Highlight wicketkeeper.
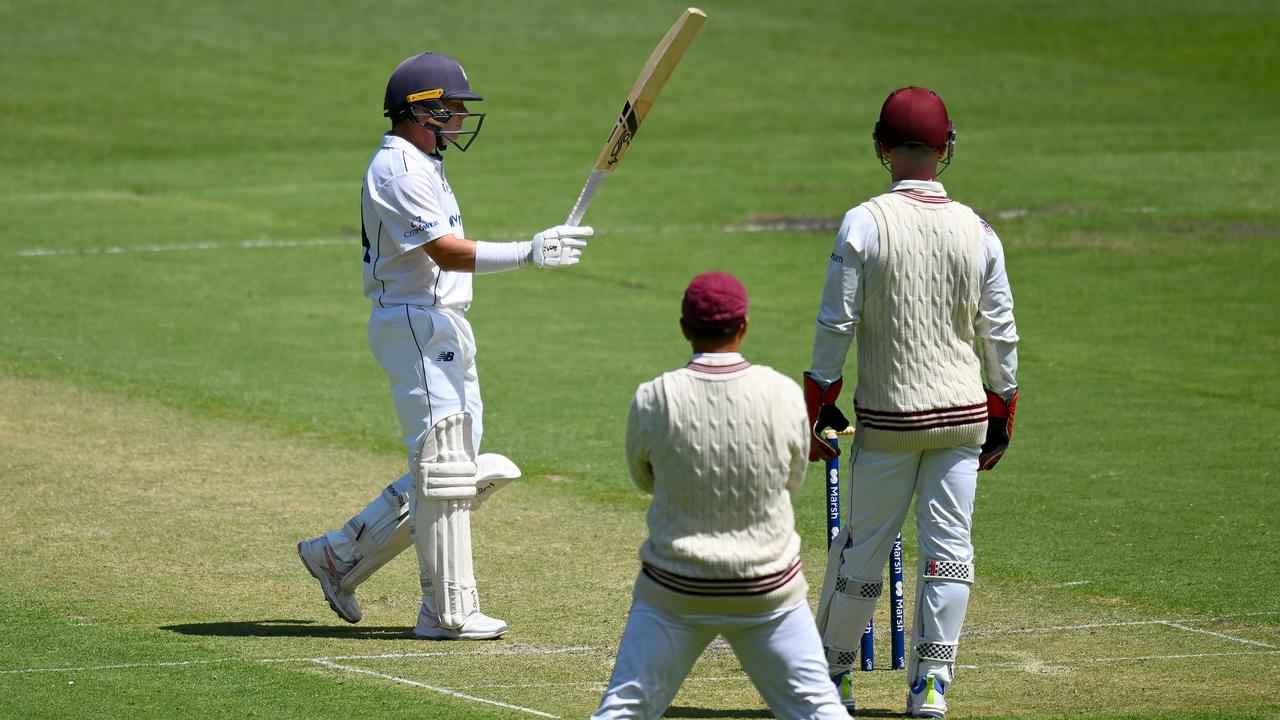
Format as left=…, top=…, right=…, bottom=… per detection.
left=592, top=272, right=847, bottom=720
left=806, top=87, right=1020, bottom=718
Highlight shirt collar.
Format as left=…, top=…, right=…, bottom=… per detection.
left=382, top=132, right=441, bottom=162
left=888, top=179, right=947, bottom=197
left=688, top=351, right=745, bottom=366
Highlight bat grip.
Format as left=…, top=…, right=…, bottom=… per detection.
left=565, top=168, right=610, bottom=227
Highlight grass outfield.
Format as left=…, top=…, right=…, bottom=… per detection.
left=2, top=1, right=1278, bottom=718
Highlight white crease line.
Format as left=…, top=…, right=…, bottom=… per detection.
left=1, top=645, right=604, bottom=675
left=960, top=649, right=1280, bottom=670
left=968, top=613, right=1280, bottom=638
left=7, top=613, right=1280, bottom=675
left=6, top=221, right=790, bottom=259
left=260, top=645, right=604, bottom=664
left=0, top=658, right=232, bottom=675
left=11, top=238, right=348, bottom=257
left=455, top=675, right=747, bottom=691
left=5, top=204, right=1188, bottom=259
left=967, top=619, right=1173, bottom=636
left=1161, top=621, right=1278, bottom=649
left=313, top=659, right=558, bottom=718
left=1081, top=649, right=1280, bottom=662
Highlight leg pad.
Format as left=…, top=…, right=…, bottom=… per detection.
left=412, top=412, right=481, bottom=630
left=913, top=641, right=958, bottom=664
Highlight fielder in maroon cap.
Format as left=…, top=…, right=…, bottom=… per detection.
left=591, top=272, right=848, bottom=719
left=803, top=87, right=1022, bottom=718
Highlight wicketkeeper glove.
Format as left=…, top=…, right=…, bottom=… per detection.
left=804, top=372, right=850, bottom=462
left=527, top=225, right=592, bottom=268
left=979, top=387, right=1018, bottom=471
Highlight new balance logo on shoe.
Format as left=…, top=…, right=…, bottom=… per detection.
left=436, top=351, right=455, bottom=362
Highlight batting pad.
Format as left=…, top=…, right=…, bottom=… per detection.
left=472, top=453, right=521, bottom=508
left=816, top=524, right=882, bottom=673
left=411, top=412, right=481, bottom=630
left=908, top=557, right=974, bottom=684
left=340, top=474, right=414, bottom=592
left=336, top=452, right=518, bottom=593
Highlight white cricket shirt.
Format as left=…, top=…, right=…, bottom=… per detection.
left=360, top=133, right=470, bottom=308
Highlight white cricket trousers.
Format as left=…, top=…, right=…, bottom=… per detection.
left=836, top=443, right=979, bottom=684
left=591, top=600, right=848, bottom=720
left=322, top=304, right=485, bottom=569
left=841, top=444, right=978, bottom=579
left=368, top=303, right=483, bottom=458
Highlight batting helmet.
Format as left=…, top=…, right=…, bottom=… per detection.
left=384, top=53, right=485, bottom=152
left=872, top=86, right=956, bottom=172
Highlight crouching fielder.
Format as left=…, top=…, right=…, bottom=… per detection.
left=592, top=272, right=846, bottom=720
left=805, top=87, right=1019, bottom=718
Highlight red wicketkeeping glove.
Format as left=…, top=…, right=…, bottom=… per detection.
left=804, top=372, right=850, bottom=462
left=979, top=387, right=1018, bottom=471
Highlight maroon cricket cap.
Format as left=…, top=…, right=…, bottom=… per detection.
left=874, top=86, right=952, bottom=149
left=682, top=271, right=749, bottom=329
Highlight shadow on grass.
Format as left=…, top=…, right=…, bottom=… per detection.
left=161, top=619, right=412, bottom=639
left=663, top=706, right=902, bottom=718
left=663, top=709, right=773, bottom=719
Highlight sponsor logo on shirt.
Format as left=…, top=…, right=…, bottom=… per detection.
left=448, top=213, right=462, bottom=228
left=436, top=351, right=455, bottom=362
left=830, top=252, right=844, bottom=264
left=404, top=215, right=439, bottom=238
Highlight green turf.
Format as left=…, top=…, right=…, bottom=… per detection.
left=2, top=0, right=1278, bottom=717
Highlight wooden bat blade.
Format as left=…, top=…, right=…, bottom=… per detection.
left=565, top=8, right=706, bottom=226
left=592, top=7, right=707, bottom=172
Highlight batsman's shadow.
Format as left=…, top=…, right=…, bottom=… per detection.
left=161, top=619, right=412, bottom=640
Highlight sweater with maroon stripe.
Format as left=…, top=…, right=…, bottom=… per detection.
left=625, top=353, right=810, bottom=615
left=854, top=190, right=988, bottom=451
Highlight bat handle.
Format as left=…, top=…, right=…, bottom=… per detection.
left=565, top=167, right=610, bottom=227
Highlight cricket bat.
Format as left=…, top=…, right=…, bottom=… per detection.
left=564, top=7, right=707, bottom=226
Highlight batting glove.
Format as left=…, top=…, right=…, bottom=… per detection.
left=804, top=372, right=850, bottom=462
left=979, top=387, right=1018, bottom=471
left=527, top=225, right=592, bottom=268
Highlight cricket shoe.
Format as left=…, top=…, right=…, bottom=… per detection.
left=906, top=672, right=947, bottom=718
left=297, top=536, right=362, bottom=624
left=412, top=598, right=508, bottom=640
left=832, top=671, right=855, bottom=715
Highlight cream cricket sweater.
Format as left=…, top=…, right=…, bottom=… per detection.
left=625, top=353, right=810, bottom=616
left=855, top=189, right=988, bottom=451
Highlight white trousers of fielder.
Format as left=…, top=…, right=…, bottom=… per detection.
left=591, top=600, right=848, bottom=720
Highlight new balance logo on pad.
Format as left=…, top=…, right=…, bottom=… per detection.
left=436, top=351, right=455, bottom=362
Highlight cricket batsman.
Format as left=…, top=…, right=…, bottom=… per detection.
left=805, top=87, right=1020, bottom=717
left=297, top=52, right=593, bottom=639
